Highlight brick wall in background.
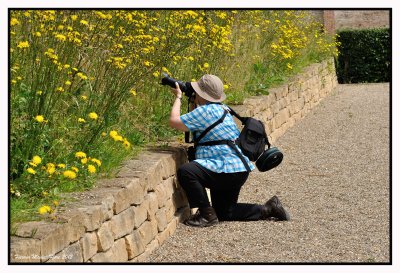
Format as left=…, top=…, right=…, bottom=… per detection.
left=334, top=10, right=390, bottom=30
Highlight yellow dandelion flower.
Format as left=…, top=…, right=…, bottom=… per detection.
left=90, top=158, right=102, bottom=167
left=36, top=90, right=43, bottom=95
left=78, top=118, right=85, bottom=123
left=56, top=87, right=64, bottom=92
left=123, top=140, right=131, bottom=149
left=75, top=151, right=87, bottom=158
left=32, top=155, right=42, bottom=165
left=27, top=168, right=36, bottom=175
left=80, top=95, right=88, bottom=101
left=76, top=72, right=88, bottom=80
left=55, top=34, right=66, bottom=42
left=153, top=71, right=160, bottom=78
left=162, top=67, right=171, bottom=74
left=71, top=15, right=78, bottom=21
left=129, top=89, right=137, bottom=96
left=81, top=158, right=88, bottom=164
left=223, top=84, right=229, bottom=89
left=46, top=163, right=56, bottom=175
left=57, top=163, right=66, bottom=169
left=63, top=170, right=77, bottom=179
left=109, top=130, right=118, bottom=138
left=34, top=32, right=41, bottom=37
left=34, top=115, right=45, bottom=123
left=88, top=112, right=98, bottom=120
left=80, top=20, right=89, bottom=25
left=17, top=41, right=29, bottom=49
left=38, top=205, right=52, bottom=215
left=203, top=63, right=209, bottom=68
left=65, top=80, right=72, bottom=85
left=53, top=200, right=59, bottom=207
left=10, top=18, right=20, bottom=26
left=71, top=166, right=79, bottom=173
left=88, top=164, right=96, bottom=174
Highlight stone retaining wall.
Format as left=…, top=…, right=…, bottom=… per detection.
left=10, top=58, right=337, bottom=263
left=232, top=58, right=338, bottom=143
left=10, top=149, right=190, bottom=263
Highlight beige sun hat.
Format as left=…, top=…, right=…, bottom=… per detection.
left=190, top=74, right=226, bottom=102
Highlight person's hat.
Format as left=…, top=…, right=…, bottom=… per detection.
left=190, top=74, right=226, bottom=102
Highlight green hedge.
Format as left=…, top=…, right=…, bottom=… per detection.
left=336, top=28, right=390, bottom=83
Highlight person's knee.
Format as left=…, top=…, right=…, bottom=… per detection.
left=177, top=163, right=195, bottom=188
left=177, top=163, right=188, bottom=179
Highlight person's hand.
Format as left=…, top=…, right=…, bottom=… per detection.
left=171, top=82, right=183, bottom=99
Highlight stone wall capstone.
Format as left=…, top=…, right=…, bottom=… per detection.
left=10, top=58, right=338, bottom=263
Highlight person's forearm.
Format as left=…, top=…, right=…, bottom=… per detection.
left=170, top=97, right=188, bottom=131
left=170, top=97, right=182, bottom=121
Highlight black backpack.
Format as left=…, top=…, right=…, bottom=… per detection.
left=235, top=116, right=267, bottom=161
left=228, top=106, right=283, bottom=171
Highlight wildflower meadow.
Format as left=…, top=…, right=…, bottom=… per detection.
left=10, top=10, right=338, bottom=222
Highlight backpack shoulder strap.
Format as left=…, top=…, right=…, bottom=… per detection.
left=193, top=110, right=228, bottom=145
left=226, top=106, right=247, bottom=124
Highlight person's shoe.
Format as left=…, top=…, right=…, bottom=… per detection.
left=184, top=207, right=219, bottom=227
left=261, top=195, right=290, bottom=221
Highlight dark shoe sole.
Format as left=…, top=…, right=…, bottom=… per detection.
left=184, top=218, right=219, bottom=227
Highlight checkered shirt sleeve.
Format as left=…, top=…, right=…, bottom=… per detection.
left=180, top=104, right=255, bottom=173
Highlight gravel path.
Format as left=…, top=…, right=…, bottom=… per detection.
left=149, top=83, right=390, bottom=263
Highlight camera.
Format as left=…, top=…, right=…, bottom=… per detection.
left=161, top=73, right=195, bottom=98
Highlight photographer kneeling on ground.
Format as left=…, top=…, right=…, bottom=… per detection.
left=169, top=74, right=290, bottom=227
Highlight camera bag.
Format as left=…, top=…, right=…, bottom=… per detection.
left=227, top=106, right=283, bottom=172
left=192, top=104, right=283, bottom=172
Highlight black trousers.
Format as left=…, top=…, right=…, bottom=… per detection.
left=177, top=161, right=264, bottom=221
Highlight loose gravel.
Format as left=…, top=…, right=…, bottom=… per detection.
left=149, top=83, right=390, bottom=263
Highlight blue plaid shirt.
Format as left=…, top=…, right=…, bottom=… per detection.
left=180, top=103, right=255, bottom=173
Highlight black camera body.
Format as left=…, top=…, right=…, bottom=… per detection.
left=161, top=73, right=195, bottom=98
